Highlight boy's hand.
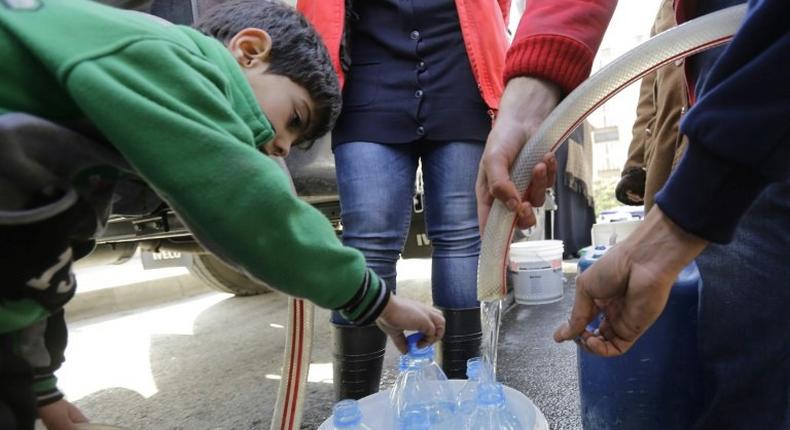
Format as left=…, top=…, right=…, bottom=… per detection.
left=376, top=295, right=445, bottom=354
left=38, top=399, right=89, bottom=430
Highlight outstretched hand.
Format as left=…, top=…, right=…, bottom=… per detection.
left=553, top=207, right=707, bottom=356
left=376, top=294, right=445, bottom=354
left=476, top=77, right=561, bottom=232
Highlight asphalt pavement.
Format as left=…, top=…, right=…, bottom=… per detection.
left=60, top=257, right=582, bottom=429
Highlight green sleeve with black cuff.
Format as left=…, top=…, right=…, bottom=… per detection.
left=336, top=269, right=391, bottom=326
left=0, top=0, right=388, bottom=324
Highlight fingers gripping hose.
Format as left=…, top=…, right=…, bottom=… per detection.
left=477, top=5, right=747, bottom=301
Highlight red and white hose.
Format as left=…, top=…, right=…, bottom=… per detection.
left=477, top=5, right=747, bottom=301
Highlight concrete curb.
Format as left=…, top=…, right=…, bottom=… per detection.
left=65, top=275, right=214, bottom=322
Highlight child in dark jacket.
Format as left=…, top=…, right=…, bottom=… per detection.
left=0, top=1, right=443, bottom=428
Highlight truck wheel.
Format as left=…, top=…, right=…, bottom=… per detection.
left=189, top=254, right=272, bottom=296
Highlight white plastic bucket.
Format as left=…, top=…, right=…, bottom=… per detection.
left=508, top=240, right=564, bottom=305
left=318, top=380, right=548, bottom=430
left=591, top=219, right=642, bottom=247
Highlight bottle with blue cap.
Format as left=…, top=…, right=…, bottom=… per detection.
left=389, top=333, right=457, bottom=429
left=455, top=357, right=483, bottom=425
left=466, top=383, right=523, bottom=430
left=332, top=399, right=371, bottom=430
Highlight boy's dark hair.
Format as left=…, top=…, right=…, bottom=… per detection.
left=196, top=0, right=341, bottom=145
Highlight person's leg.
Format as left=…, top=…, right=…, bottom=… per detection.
left=553, top=128, right=596, bottom=257
left=694, top=183, right=790, bottom=430
left=420, top=141, right=483, bottom=378
left=330, top=141, right=416, bottom=400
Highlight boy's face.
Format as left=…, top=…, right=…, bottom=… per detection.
left=229, top=29, right=315, bottom=157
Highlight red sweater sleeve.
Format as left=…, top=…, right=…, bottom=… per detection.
left=505, top=0, right=618, bottom=94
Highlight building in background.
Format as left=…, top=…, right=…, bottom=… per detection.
left=587, top=1, right=661, bottom=181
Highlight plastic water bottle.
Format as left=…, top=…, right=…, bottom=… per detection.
left=398, top=407, right=431, bottom=430
left=456, top=357, right=482, bottom=425
left=398, top=353, right=409, bottom=372
left=332, top=399, right=371, bottom=430
left=390, top=333, right=457, bottom=429
left=467, top=383, right=523, bottom=430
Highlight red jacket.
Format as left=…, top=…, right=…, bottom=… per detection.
left=505, top=0, right=618, bottom=95
left=297, top=0, right=511, bottom=110
left=506, top=0, right=709, bottom=100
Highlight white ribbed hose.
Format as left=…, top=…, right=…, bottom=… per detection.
left=477, top=5, right=747, bottom=301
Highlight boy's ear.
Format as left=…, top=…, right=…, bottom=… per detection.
left=228, top=28, right=273, bottom=69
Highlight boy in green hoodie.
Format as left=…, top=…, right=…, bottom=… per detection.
left=0, top=0, right=444, bottom=428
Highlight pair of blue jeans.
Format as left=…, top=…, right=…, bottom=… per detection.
left=331, top=141, right=483, bottom=324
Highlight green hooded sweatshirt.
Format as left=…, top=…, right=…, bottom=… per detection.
left=0, top=0, right=387, bottom=331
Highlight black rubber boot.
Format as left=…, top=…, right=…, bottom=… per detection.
left=439, top=308, right=483, bottom=379
left=332, top=324, right=387, bottom=401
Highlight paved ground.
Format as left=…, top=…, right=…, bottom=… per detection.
left=59, top=257, right=582, bottom=429
left=497, top=270, right=581, bottom=429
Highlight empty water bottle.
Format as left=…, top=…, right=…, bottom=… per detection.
left=332, top=399, right=371, bottom=430
left=398, top=353, right=409, bottom=372
left=467, top=383, right=523, bottom=430
left=390, top=333, right=457, bottom=429
left=456, top=357, right=482, bottom=425
left=398, top=407, right=431, bottom=430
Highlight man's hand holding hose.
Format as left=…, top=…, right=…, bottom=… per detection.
left=476, top=77, right=561, bottom=233
left=478, top=77, right=710, bottom=358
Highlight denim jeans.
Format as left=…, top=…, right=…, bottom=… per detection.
left=331, top=141, right=483, bottom=324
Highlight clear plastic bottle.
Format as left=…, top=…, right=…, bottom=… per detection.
left=332, top=399, right=372, bottom=430
left=398, top=353, right=409, bottom=372
left=390, top=333, right=457, bottom=429
left=456, top=357, right=482, bottom=426
left=398, top=407, right=431, bottom=430
left=466, top=383, right=523, bottom=430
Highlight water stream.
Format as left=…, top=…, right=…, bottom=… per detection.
left=480, top=298, right=503, bottom=381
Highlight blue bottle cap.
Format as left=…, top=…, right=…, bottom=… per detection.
left=406, top=332, right=434, bottom=359
left=333, top=399, right=363, bottom=427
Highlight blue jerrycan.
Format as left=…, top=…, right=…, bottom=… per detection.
left=577, top=246, right=703, bottom=429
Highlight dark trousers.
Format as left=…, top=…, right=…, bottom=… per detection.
left=695, top=183, right=790, bottom=429
left=690, top=1, right=789, bottom=428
